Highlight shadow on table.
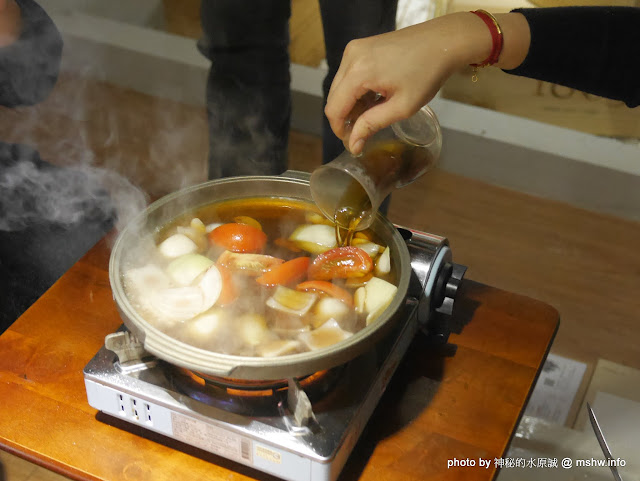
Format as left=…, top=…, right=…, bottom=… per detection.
left=340, top=291, right=481, bottom=480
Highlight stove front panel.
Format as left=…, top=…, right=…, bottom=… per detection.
left=85, top=377, right=321, bottom=481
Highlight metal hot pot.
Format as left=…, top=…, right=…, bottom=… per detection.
left=109, top=171, right=465, bottom=380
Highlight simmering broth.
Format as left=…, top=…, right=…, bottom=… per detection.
left=123, top=197, right=398, bottom=357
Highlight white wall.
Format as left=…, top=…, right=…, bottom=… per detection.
left=39, top=0, right=166, bottom=29
left=46, top=6, right=640, bottom=222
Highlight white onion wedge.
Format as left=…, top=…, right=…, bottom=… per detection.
left=354, top=287, right=366, bottom=314
left=271, top=315, right=313, bottom=337
left=124, top=264, right=171, bottom=294
left=289, top=224, right=337, bottom=254
left=176, top=225, right=208, bottom=252
left=158, top=233, right=198, bottom=258
left=237, top=314, right=269, bottom=346
left=198, top=264, right=223, bottom=309
left=151, top=286, right=208, bottom=321
left=364, top=277, right=397, bottom=325
left=190, top=218, right=207, bottom=233
left=166, top=254, right=214, bottom=286
left=313, top=297, right=350, bottom=327
left=272, top=324, right=311, bottom=338
left=374, top=246, right=391, bottom=276
left=187, top=309, right=225, bottom=337
left=298, top=319, right=352, bottom=351
left=267, top=286, right=317, bottom=316
left=351, top=238, right=382, bottom=258
left=257, top=339, right=302, bottom=357
left=149, top=264, right=222, bottom=322
left=124, top=265, right=173, bottom=322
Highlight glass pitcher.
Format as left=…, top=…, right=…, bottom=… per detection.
left=310, top=102, right=442, bottom=232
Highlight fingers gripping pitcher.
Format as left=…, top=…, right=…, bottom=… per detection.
left=310, top=100, right=442, bottom=245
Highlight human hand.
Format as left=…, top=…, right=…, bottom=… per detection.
left=325, top=12, right=529, bottom=155
left=0, top=0, right=21, bottom=47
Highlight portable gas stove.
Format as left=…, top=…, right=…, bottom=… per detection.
left=84, top=228, right=466, bottom=481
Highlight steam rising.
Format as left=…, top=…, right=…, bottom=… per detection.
left=0, top=155, right=146, bottom=232
left=0, top=66, right=208, bottom=237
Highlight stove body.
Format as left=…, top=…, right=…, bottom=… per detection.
left=84, top=228, right=465, bottom=481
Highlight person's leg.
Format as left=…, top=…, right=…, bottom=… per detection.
left=199, top=0, right=292, bottom=179
left=318, top=0, right=397, bottom=214
left=318, top=0, right=398, bottom=165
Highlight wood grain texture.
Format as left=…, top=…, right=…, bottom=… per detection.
left=384, top=170, right=640, bottom=370
left=0, top=232, right=558, bottom=481
left=1, top=66, right=638, bottom=385
left=287, top=129, right=640, bottom=374
left=1, top=63, right=637, bottom=481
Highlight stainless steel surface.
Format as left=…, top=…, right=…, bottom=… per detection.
left=84, top=295, right=421, bottom=464
left=587, top=402, right=624, bottom=481
left=109, top=171, right=442, bottom=380
left=105, top=331, right=149, bottom=365
left=287, top=378, right=317, bottom=427
left=92, top=216, right=467, bottom=481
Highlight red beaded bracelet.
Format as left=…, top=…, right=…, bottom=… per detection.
left=469, top=10, right=503, bottom=82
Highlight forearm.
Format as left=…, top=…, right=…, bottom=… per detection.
left=505, top=7, right=640, bottom=107
left=434, top=11, right=530, bottom=71
left=325, top=11, right=533, bottom=152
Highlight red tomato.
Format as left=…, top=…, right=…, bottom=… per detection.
left=217, top=251, right=284, bottom=277
left=308, top=246, right=373, bottom=281
left=215, top=263, right=237, bottom=306
left=296, top=280, right=354, bottom=308
left=208, top=223, right=267, bottom=253
left=256, top=257, right=310, bottom=287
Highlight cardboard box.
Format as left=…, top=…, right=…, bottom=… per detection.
left=573, top=359, right=640, bottom=430
left=440, top=1, right=640, bottom=138
left=523, top=353, right=588, bottom=427
left=499, top=359, right=640, bottom=481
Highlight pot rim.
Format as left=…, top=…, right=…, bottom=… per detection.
left=109, top=172, right=411, bottom=379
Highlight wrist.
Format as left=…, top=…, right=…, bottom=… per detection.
left=493, top=12, right=530, bottom=70
left=470, top=11, right=503, bottom=71
left=454, top=12, right=497, bottom=67
left=448, top=11, right=530, bottom=71
left=411, top=12, right=493, bottom=75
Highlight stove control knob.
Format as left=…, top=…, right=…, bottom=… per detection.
left=433, top=262, right=467, bottom=316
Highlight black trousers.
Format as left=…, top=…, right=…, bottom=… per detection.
left=198, top=0, right=398, bottom=179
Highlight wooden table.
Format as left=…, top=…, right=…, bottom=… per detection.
left=0, top=235, right=558, bottom=481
